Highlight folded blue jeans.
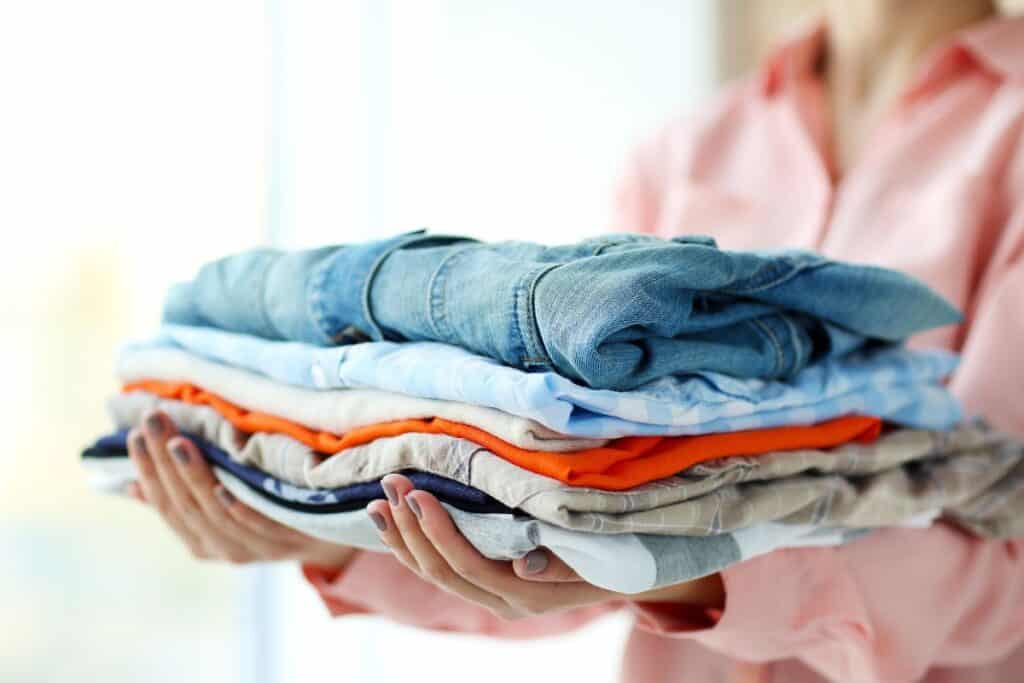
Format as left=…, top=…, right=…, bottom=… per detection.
left=163, top=231, right=960, bottom=390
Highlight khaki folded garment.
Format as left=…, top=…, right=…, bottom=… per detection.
left=110, top=393, right=1024, bottom=537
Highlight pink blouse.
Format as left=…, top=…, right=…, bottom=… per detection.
left=305, top=15, right=1024, bottom=682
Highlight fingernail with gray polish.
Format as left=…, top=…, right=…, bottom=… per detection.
left=382, top=482, right=399, bottom=506
left=216, top=488, right=235, bottom=507
left=132, top=434, right=149, bottom=458
left=368, top=511, right=387, bottom=532
left=171, top=443, right=190, bottom=465
left=407, top=497, right=422, bottom=520
left=145, top=413, right=164, bottom=436
left=524, top=550, right=548, bottom=575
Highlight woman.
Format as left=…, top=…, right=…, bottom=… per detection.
left=128, top=0, right=1024, bottom=680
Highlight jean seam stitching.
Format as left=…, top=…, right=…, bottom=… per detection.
left=427, top=246, right=471, bottom=343
left=518, top=263, right=561, bottom=368
left=590, top=234, right=655, bottom=256
left=510, top=277, right=526, bottom=365
left=721, top=259, right=824, bottom=295
left=591, top=240, right=622, bottom=256
left=307, top=257, right=336, bottom=344
left=780, top=314, right=806, bottom=376
left=360, top=242, right=418, bottom=342
left=510, top=272, right=535, bottom=366
left=254, top=257, right=287, bottom=340
left=746, top=317, right=784, bottom=377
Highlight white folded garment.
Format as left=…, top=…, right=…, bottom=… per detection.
left=84, top=457, right=934, bottom=595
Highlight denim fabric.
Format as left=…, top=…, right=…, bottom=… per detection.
left=162, top=232, right=961, bottom=389
left=130, top=325, right=964, bottom=438
left=84, top=430, right=511, bottom=515
left=163, top=231, right=474, bottom=345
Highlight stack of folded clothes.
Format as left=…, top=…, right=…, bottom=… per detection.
left=83, top=232, right=1024, bottom=593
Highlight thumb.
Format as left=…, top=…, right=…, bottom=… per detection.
left=513, top=549, right=582, bottom=582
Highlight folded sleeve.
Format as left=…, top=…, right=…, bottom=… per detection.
left=302, top=552, right=617, bottom=640
left=630, top=525, right=1024, bottom=681
left=162, top=232, right=471, bottom=346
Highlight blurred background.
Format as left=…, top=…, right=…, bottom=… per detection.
left=0, top=0, right=937, bottom=680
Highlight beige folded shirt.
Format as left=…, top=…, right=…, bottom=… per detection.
left=109, top=392, right=1024, bottom=538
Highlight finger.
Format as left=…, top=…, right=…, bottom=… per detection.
left=512, top=549, right=584, bottom=583
left=128, top=428, right=204, bottom=556
left=401, top=489, right=512, bottom=579
left=166, top=436, right=228, bottom=519
left=217, top=482, right=312, bottom=545
left=167, top=437, right=257, bottom=536
left=141, top=411, right=196, bottom=518
left=166, top=437, right=281, bottom=550
left=211, top=479, right=320, bottom=557
left=368, top=500, right=420, bottom=571
left=381, top=474, right=440, bottom=572
left=212, top=486, right=305, bottom=561
left=406, top=488, right=524, bottom=591
left=368, top=499, right=415, bottom=565
left=165, top=435, right=294, bottom=562
left=129, top=427, right=172, bottom=514
left=411, top=490, right=613, bottom=612
left=127, top=481, right=146, bottom=503
left=141, top=414, right=254, bottom=562
left=382, top=476, right=510, bottom=613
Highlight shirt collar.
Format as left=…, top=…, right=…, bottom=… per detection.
left=955, top=14, right=1024, bottom=81
left=758, top=17, right=826, bottom=97
left=758, top=13, right=1024, bottom=98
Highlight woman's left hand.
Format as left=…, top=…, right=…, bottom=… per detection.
left=368, top=474, right=724, bottom=620
left=127, top=409, right=357, bottom=570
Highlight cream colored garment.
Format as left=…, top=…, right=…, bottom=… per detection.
left=109, top=393, right=1024, bottom=537
left=116, top=346, right=605, bottom=452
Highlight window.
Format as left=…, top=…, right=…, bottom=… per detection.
left=3, top=2, right=717, bottom=680
left=1, top=1, right=263, bottom=680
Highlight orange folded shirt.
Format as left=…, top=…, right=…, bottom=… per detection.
left=124, top=380, right=882, bottom=491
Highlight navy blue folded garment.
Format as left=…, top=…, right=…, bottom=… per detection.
left=83, top=430, right=514, bottom=515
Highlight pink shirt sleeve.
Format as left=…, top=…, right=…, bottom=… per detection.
left=302, top=552, right=616, bottom=640
left=631, top=526, right=1024, bottom=681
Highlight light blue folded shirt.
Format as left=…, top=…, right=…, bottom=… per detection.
left=127, top=324, right=963, bottom=439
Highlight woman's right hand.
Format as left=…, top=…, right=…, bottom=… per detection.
left=127, top=409, right=357, bottom=569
